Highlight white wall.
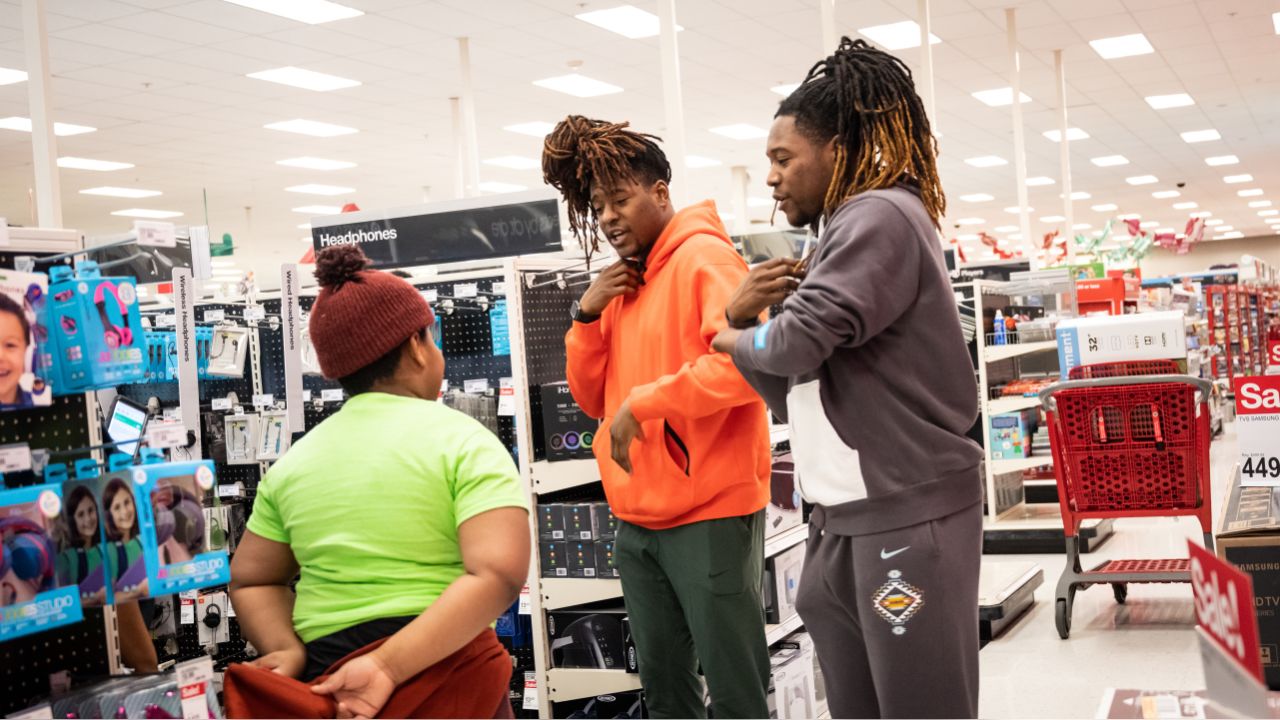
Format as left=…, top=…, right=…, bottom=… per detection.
left=1140, top=235, right=1280, bottom=279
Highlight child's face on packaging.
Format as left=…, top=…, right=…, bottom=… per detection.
left=75, top=496, right=99, bottom=543
left=0, top=312, right=28, bottom=404
left=110, top=490, right=135, bottom=537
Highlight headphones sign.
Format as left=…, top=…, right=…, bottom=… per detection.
left=173, top=268, right=201, bottom=460
left=309, top=193, right=562, bottom=270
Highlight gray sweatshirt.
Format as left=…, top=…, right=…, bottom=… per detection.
left=732, top=184, right=982, bottom=535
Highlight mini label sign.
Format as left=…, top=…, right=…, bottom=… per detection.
left=211, top=398, right=232, bottom=411
left=244, top=306, right=265, bottom=322
left=155, top=313, right=176, bottom=328
left=134, top=220, right=177, bottom=249
left=0, top=443, right=33, bottom=473
left=145, top=424, right=187, bottom=450
left=454, top=283, right=478, bottom=298
left=464, top=378, right=490, bottom=394
left=252, top=394, right=274, bottom=408
left=206, top=309, right=225, bottom=322
left=321, top=389, right=344, bottom=403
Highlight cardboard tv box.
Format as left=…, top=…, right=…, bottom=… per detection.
left=1055, top=310, right=1187, bottom=378
left=1217, top=471, right=1280, bottom=689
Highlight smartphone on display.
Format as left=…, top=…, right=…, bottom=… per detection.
left=107, top=396, right=149, bottom=457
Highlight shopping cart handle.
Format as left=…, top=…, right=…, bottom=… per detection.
left=1038, top=375, right=1214, bottom=413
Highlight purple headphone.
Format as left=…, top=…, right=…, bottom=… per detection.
left=1, top=516, right=56, bottom=592
left=152, top=481, right=205, bottom=554
left=93, top=282, right=134, bottom=349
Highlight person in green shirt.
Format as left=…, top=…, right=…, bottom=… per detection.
left=230, top=245, right=530, bottom=719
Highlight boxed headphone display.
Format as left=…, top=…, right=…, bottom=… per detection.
left=566, top=539, right=597, bottom=578
left=547, top=608, right=628, bottom=670
left=130, top=454, right=231, bottom=597
left=0, top=268, right=52, bottom=410
left=225, top=414, right=259, bottom=465
left=764, top=541, right=806, bottom=624
left=594, top=540, right=618, bottom=579
left=539, top=382, right=597, bottom=462
left=0, top=483, right=85, bottom=641
left=541, top=540, right=567, bottom=578
left=46, top=261, right=145, bottom=394
left=53, top=468, right=111, bottom=608
left=206, top=325, right=250, bottom=378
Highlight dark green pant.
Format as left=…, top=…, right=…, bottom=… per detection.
left=615, top=511, right=770, bottom=719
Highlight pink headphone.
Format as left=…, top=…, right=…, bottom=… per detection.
left=93, top=282, right=134, bottom=349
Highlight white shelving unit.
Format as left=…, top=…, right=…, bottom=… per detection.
left=546, top=669, right=643, bottom=702
left=765, top=613, right=805, bottom=645
left=540, top=578, right=622, bottom=611
left=764, top=523, right=808, bottom=559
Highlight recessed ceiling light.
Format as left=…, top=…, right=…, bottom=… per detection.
left=685, top=155, right=722, bottom=169
left=1043, top=128, right=1089, bottom=142
left=957, top=234, right=980, bottom=241
left=857, top=20, right=940, bottom=50
left=286, top=184, right=354, bottom=196
left=111, top=208, right=182, bottom=219
left=1145, top=93, right=1194, bottom=109
left=710, top=123, right=769, bottom=140
left=1089, top=33, right=1155, bottom=59
left=1006, top=234, right=1024, bottom=241
left=1260, top=210, right=1279, bottom=217
left=1172, top=202, right=1198, bottom=210
left=1180, top=129, right=1221, bottom=143
left=960, top=193, right=994, bottom=203
left=1152, top=190, right=1180, bottom=199
left=1091, top=203, right=1118, bottom=212
left=575, top=5, right=681, bottom=39
left=995, top=225, right=1018, bottom=232
left=0, top=116, right=96, bottom=136
left=248, top=66, right=359, bottom=92
left=479, top=181, right=528, bottom=194
left=1026, top=176, right=1055, bottom=186
left=277, top=156, right=356, bottom=171
left=770, top=83, right=801, bottom=97
left=1004, top=206, right=1033, bottom=214
left=1073, top=223, right=1092, bottom=230
left=1205, top=155, right=1239, bottom=166
left=1218, top=231, right=1244, bottom=239
left=1204, top=218, right=1224, bottom=226
left=482, top=156, right=540, bottom=170
left=80, top=187, right=162, bottom=199
left=1224, top=174, right=1253, bottom=184
left=972, top=88, right=1031, bottom=107
left=1060, top=191, right=1092, bottom=200
left=1126, top=175, right=1158, bottom=185
left=265, top=119, right=357, bottom=137
left=1190, top=211, right=1213, bottom=218
left=957, top=218, right=985, bottom=226
left=533, top=74, right=622, bottom=98
left=1118, top=213, right=1142, bottom=220
left=1140, top=220, right=1160, bottom=229
left=504, top=121, right=555, bottom=137
left=219, top=0, right=362, bottom=24
left=292, top=205, right=342, bottom=215
left=1249, top=200, right=1273, bottom=208
left=1216, top=225, right=1234, bottom=231
left=965, top=155, right=1007, bottom=168
left=1274, top=11, right=1279, bottom=34
left=1239, top=188, right=1265, bottom=197
left=1040, top=215, right=1065, bottom=222
left=58, top=157, right=134, bottom=172
left=1091, top=155, right=1129, bottom=167
left=1156, top=227, right=1176, bottom=234
left=0, top=67, right=27, bottom=86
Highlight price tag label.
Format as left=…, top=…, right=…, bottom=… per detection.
left=176, top=656, right=215, bottom=719
left=211, top=398, right=232, bottom=411
left=180, top=591, right=198, bottom=624
left=217, top=482, right=244, bottom=498
left=454, top=283, right=478, bottom=298
left=1234, top=376, right=1280, bottom=486
left=134, top=220, right=177, bottom=249
left=498, top=377, right=516, bottom=417
left=522, top=672, right=538, bottom=711
left=518, top=585, right=531, bottom=615
left=253, top=394, right=274, bottom=409
left=206, top=309, right=225, bottom=322
left=303, top=390, right=313, bottom=402
left=145, top=423, right=187, bottom=450
left=155, top=313, right=176, bottom=328
left=464, top=378, right=490, bottom=394
left=492, top=281, right=507, bottom=294
left=321, top=389, right=344, bottom=403
left=0, top=443, right=33, bottom=473
left=422, top=289, right=439, bottom=303
left=244, top=306, right=265, bottom=322
left=440, top=379, right=449, bottom=393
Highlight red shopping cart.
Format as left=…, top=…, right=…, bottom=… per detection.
left=1037, top=360, right=1215, bottom=639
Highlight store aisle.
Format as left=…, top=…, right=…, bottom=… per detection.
left=978, top=423, right=1239, bottom=719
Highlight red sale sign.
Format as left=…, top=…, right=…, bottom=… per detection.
left=1269, top=338, right=1280, bottom=368
left=1235, top=375, right=1280, bottom=414
left=1189, top=541, right=1263, bottom=682
left=1234, top=376, right=1280, bottom=485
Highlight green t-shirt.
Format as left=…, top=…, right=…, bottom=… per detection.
left=246, top=392, right=528, bottom=643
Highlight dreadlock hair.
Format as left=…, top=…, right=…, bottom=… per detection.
left=542, top=116, right=672, bottom=263
left=777, top=37, right=945, bottom=228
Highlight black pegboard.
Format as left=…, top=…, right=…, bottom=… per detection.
left=518, top=274, right=580, bottom=462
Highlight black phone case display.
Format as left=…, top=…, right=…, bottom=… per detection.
left=540, top=382, right=596, bottom=462
left=547, top=608, right=628, bottom=670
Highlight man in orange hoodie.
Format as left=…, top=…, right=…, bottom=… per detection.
left=543, top=116, right=772, bottom=719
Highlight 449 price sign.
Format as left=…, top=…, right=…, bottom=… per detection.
left=1234, top=376, right=1280, bottom=485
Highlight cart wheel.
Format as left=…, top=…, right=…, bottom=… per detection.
left=1112, top=583, right=1128, bottom=604
left=1055, top=598, right=1071, bottom=639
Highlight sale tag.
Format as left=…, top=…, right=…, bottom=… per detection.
left=211, top=398, right=232, bottom=412
left=498, top=377, right=516, bottom=417
left=155, top=313, right=176, bottom=328
left=180, top=591, right=198, bottom=624
left=206, top=309, right=225, bottom=322
left=1233, top=376, right=1280, bottom=486
left=135, top=220, right=177, bottom=249
left=145, top=423, right=187, bottom=450
left=464, top=378, right=490, bottom=394
left=321, top=388, right=344, bottom=403
left=176, top=656, right=214, bottom=719
left=1189, top=540, right=1263, bottom=680
left=454, top=283, right=478, bottom=299
left=518, top=585, right=531, bottom=615
left=0, top=443, right=33, bottom=473
left=522, top=672, right=538, bottom=711
left=253, top=394, right=274, bottom=409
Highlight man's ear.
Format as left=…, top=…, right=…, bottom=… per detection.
left=823, top=135, right=838, bottom=164
left=652, top=179, right=671, bottom=208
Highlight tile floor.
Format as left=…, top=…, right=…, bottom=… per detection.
left=978, top=424, right=1240, bottom=718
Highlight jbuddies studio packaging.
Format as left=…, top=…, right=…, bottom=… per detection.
left=0, top=484, right=84, bottom=640
left=130, top=453, right=231, bottom=597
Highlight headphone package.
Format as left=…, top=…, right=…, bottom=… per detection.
left=46, top=261, right=145, bottom=394
left=539, top=382, right=597, bottom=462
left=225, top=414, right=259, bottom=465
left=0, top=483, right=85, bottom=641
left=0, top=268, right=53, bottom=410
left=206, top=325, right=249, bottom=378
left=53, top=465, right=113, bottom=608
left=255, top=410, right=290, bottom=461
left=128, top=455, right=230, bottom=598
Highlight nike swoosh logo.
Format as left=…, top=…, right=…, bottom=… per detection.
left=881, top=546, right=909, bottom=560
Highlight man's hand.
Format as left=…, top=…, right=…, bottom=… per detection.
left=711, top=328, right=744, bottom=355
left=251, top=646, right=306, bottom=679
left=579, top=261, right=642, bottom=316
left=609, top=400, right=646, bottom=474
left=725, top=258, right=803, bottom=326
left=311, top=653, right=398, bottom=719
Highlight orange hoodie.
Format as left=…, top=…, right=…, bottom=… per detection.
left=565, top=201, right=770, bottom=530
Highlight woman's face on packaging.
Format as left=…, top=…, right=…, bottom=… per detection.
left=0, top=312, right=28, bottom=404
left=75, top=495, right=99, bottom=543
left=110, top=489, right=135, bottom=537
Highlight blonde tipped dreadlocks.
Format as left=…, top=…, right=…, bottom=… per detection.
left=778, top=37, right=946, bottom=228
left=542, top=115, right=671, bottom=264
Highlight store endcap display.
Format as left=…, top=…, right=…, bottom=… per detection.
left=224, top=414, right=259, bottom=465
left=206, top=325, right=249, bottom=378
left=0, top=482, right=85, bottom=641
left=46, top=261, right=146, bottom=394
left=0, top=268, right=52, bottom=410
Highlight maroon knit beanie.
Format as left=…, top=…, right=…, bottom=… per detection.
left=309, top=245, right=435, bottom=380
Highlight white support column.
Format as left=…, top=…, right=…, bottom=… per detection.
left=819, top=0, right=838, bottom=53
left=731, top=165, right=750, bottom=235
left=1055, top=49, right=1076, bottom=265
left=1006, top=8, right=1032, bottom=256
left=449, top=97, right=467, bottom=200
left=656, top=0, right=688, bottom=207
left=456, top=37, right=481, bottom=198
left=918, top=0, right=937, bottom=135
left=22, top=0, right=62, bottom=227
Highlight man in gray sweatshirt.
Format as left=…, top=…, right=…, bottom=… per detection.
left=713, top=39, right=984, bottom=719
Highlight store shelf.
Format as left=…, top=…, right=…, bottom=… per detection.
left=546, top=669, right=643, bottom=702
left=987, top=395, right=1042, bottom=414
left=991, top=455, right=1052, bottom=474
left=540, top=578, right=623, bottom=611
left=765, top=612, right=804, bottom=645
left=765, top=524, right=808, bottom=559
left=531, top=459, right=599, bottom=495
left=984, top=340, right=1058, bottom=364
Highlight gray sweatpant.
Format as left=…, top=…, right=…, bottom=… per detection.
left=796, top=501, right=983, bottom=719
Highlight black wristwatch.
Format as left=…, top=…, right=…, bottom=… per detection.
left=570, top=299, right=601, bottom=324
left=725, top=310, right=760, bottom=330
